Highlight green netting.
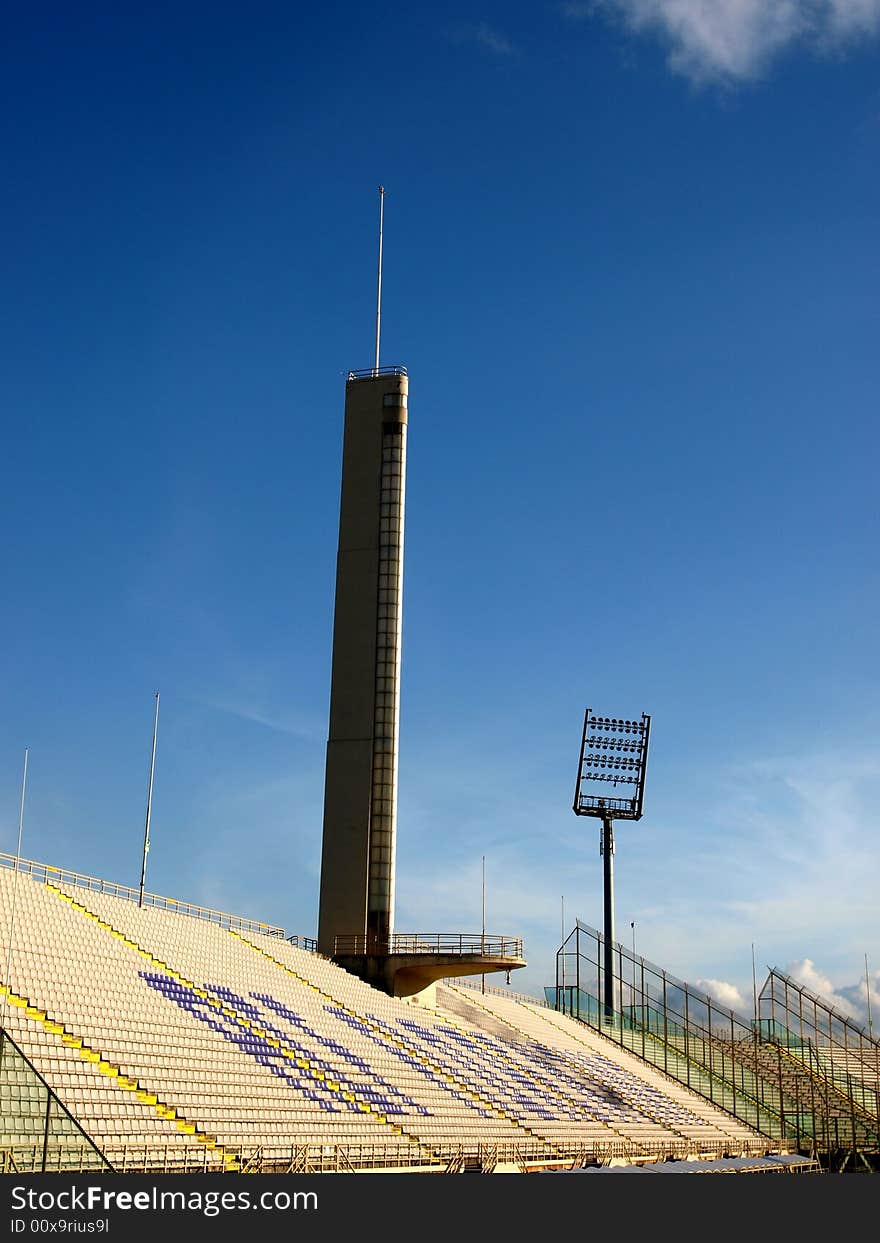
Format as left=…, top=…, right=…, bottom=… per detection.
left=0, top=1030, right=110, bottom=1172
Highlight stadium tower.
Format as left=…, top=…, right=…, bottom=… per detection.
left=316, top=188, right=524, bottom=997
left=317, top=362, right=408, bottom=957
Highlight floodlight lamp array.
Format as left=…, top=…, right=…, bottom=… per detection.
left=589, top=717, right=646, bottom=734
left=573, top=708, right=651, bottom=821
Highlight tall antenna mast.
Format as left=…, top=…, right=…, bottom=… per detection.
left=16, top=745, right=27, bottom=865
left=2, top=747, right=28, bottom=1028
left=139, top=691, right=160, bottom=909
left=374, top=185, right=385, bottom=375
left=866, top=953, right=874, bottom=1041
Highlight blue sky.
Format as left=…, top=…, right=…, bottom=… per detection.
left=1, top=2, right=878, bottom=1026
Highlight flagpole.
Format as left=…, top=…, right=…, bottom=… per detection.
left=2, top=747, right=28, bottom=1026
left=139, top=692, right=160, bottom=908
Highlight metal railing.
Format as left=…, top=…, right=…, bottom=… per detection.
left=0, top=1135, right=786, bottom=1175
left=286, top=933, right=318, bottom=952
left=346, top=365, right=407, bottom=380
left=0, top=852, right=286, bottom=939
left=451, top=976, right=550, bottom=1008
left=332, top=932, right=524, bottom=958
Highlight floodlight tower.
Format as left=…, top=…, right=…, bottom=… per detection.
left=573, top=708, right=651, bottom=1020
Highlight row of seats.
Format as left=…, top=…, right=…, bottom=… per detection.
left=1, top=865, right=775, bottom=1169
left=438, top=982, right=765, bottom=1148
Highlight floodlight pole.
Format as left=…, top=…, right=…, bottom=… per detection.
left=481, top=854, right=486, bottom=995
left=572, top=709, right=651, bottom=1028
left=601, top=813, right=615, bottom=1020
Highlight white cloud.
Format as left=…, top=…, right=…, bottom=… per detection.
left=836, top=969, right=880, bottom=1032
left=826, top=0, right=880, bottom=36
left=692, top=977, right=749, bottom=1011
left=567, top=1, right=880, bottom=83
left=785, top=957, right=862, bottom=1020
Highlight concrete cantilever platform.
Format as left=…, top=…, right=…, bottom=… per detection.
left=331, top=933, right=526, bottom=999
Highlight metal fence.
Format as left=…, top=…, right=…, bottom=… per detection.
left=0, top=1135, right=780, bottom=1176
left=550, top=921, right=880, bottom=1166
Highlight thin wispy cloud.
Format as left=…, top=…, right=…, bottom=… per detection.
left=450, top=21, right=517, bottom=58
left=190, top=659, right=325, bottom=740
left=701, top=748, right=880, bottom=895
left=564, top=1, right=880, bottom=84
left=656, top=748, right=880, bottom=1027
left=197, top=695, right=321, bottom=740
left=392, top=738, right=879, bottom=1005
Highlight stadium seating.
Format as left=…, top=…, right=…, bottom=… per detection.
left=0, top=863, right=778, bottom=1172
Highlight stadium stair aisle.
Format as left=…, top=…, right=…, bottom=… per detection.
left=41, top=877, right=567, bottom=1156
left=0, top=879, right=234, bottom=1171
left=230, top=931, right=571, bottom=1156
left=235, top=930, right=740, bottom=1155
left=0, top=978, right=233, bottom=1170
left=49, top=881, right=633, bottom=1160
left=4, top=869, right=409, bottom=1166
left=46, top=884, right=444, bottom=1164
left=47, top=883, right=560, bottom=1159
left=3, top=863, right=786, bottom=1171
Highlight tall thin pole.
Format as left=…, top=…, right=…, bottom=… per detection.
left=374, top=185, right=385, bottom=375
left=2, top=748, right=28, bottom=1025
left=560, top=896, right=565, bottom=1010
left=631, top=920, right=636, bottom=1012
left=16, top=748, right=27, bottom=865
left=752, top=942, right=759, bottom=1030
left=139, top=692, right=160, bottom=909
left=481, top=854, right=486, bottom=994
left=866, top=954, right=874, bottom=1041
left=602, top=815, right=615, bottom=1021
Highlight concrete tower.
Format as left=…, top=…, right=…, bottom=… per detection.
left=317, top=365, right=408, bottom=957
left=314, top=192, right=524, bottom=999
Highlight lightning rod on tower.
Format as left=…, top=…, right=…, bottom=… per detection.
left=374, top=185, right=385, bottom=375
